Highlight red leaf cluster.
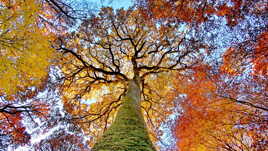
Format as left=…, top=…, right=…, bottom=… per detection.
left=253, top=31, right=268, bottom=76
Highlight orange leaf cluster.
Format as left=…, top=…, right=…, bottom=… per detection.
left=173, top=65, right=266, bottom=150
left=139, top=0, right=212, bottom=23
left=137, top=0, right=262, bottom=26
left=220, top=47, right=240, bottom=75
left=253, top=31, right=268, bottom=76
left=0, top=112, right=30, bottom=144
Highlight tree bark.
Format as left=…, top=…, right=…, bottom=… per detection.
left=92, top=77, right=156, bottom=151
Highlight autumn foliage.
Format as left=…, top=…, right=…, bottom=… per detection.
left=0, top=0, right=267, bottom=150
left=0, top=111, right=30, bottom=144
left=253, top=31, right=268, bottom=76
left=174, top=63, right=268, bottom=150
left=0, top=0, right=55, bottom=96
left=173, top=21, right=268, bottom=150
left=136, top=0, right=268, bottom=26
left=0, top=0, right=56, bottom=145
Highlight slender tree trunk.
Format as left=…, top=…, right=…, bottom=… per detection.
left=92, top=77, right=156, bottom=151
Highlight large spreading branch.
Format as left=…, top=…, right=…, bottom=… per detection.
left=0, top=104, right=33, bottom=115
left=219, top=95, right=268, bottom=112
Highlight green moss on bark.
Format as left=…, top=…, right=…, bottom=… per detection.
left=92, top=80, right=156, bottom=151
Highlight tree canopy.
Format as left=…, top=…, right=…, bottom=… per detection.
left=1, top=0, right=267, bottom=150
left=57, top=7, right=204, bottom=148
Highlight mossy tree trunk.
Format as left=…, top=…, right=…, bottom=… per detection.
left=92, top=77, right=156, bottom=151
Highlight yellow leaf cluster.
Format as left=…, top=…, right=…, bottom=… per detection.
left=0, top=0, right=55, bottom=96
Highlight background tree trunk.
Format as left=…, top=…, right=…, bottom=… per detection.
left=92, top=78, right=156, bottom=151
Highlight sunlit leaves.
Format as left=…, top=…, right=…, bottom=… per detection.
left=174, top=64, right=268, bottom=151
left=0, top=0, right=57, bottom=147
left=0, top=0, right=55, bottom=96
left=220, top=47, right=248, bottom=75
left=174, top=68, right=238, bottom=150
left=141, top=71, right=177, bottom=145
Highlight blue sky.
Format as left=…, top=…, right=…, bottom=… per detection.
left=99, top=0, right=134, bottom=9
left=72, top=0, right=133, bottom=10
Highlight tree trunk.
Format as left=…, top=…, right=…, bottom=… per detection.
left=92, top=77, right=156, bottom=151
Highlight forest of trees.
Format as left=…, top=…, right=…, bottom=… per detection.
left=0, top=0, right=267, bottom=151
